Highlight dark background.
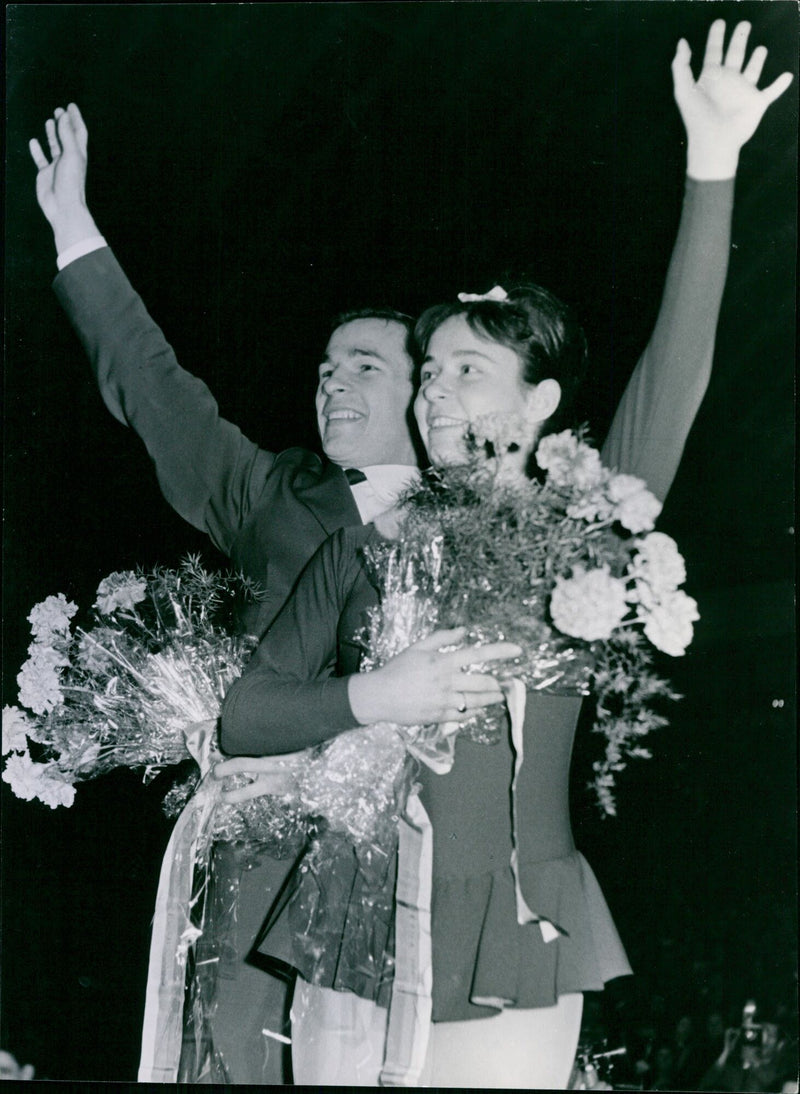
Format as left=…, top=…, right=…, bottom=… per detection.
left=2, top=2, right=797, bottom=1082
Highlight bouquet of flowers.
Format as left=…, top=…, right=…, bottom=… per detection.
left=2, top=557, right=259, bottom=813
left=356, top=420, right=698, bottom=815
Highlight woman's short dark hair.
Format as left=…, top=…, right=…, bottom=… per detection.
left=414, top=284, right=588, bottom=437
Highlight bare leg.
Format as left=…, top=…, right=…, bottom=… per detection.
left=420, top=992, right=583, bottom=1089
left=290, top=979, right=389, bottom=1086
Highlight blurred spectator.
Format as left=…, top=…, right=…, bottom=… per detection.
left=696, top=1014, right=797, bottom=1092
left=650, top=1044, right=676, bottom=1091
left=672, top=1014, right=707, bottom=1088
left=0, top=1050, right=35, bottom=1081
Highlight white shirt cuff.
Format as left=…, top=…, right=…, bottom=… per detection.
left=56, top=236, right=108, bottom=271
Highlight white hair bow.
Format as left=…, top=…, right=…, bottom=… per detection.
left=457, top=285, right=508, bottom=303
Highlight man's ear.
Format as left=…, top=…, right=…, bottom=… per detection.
left=524, top=378, right=562, bottom=425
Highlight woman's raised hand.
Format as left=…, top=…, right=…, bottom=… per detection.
left=347, top=626, right=522, bottom=727
left=673, top=20, right=793, bottom=180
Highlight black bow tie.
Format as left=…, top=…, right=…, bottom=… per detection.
left=345, top=468, right=367, bottom=485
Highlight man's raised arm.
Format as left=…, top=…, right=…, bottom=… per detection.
left=30, top=104, right=276, bottom=555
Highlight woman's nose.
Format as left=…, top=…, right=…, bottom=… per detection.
left=423, top=374, right=449, bottom=400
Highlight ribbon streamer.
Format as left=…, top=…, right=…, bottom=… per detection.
left=138, top=720, right=219, bottom=1083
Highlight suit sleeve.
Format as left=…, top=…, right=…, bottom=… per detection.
left=601, top=178, right=734, bottom=503
left=220, top=529, right=361, bottom=756
left=53, top=247, right=275, bottom=555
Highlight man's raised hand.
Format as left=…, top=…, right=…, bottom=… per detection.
left=30, top=103, right=99, bottom=252
left=673, top=20, right=793, bottom=180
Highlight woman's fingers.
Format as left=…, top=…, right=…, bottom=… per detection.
left=760, top=70, right=794, bottom=106
left=722, top=20, right=751, bottom=72
left=414, top=626, right=468, bottom=651
left=701, top=18, right=726, bottom=70
left=448, top=640, right=522, bottom=669
left=742, top=44, right=767, bottom=86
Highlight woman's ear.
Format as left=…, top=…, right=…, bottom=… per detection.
left=524, top=378, right=562, bottom=424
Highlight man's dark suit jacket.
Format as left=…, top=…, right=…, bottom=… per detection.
left=54, top=247, right=361, bottom=638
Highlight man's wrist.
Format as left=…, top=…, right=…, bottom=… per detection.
left=57, top=236, right=108, bottom=271
left=51, top=203, right=102, bottom=257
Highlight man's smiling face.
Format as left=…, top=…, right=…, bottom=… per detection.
left=315, top=318, right=418, bottom=468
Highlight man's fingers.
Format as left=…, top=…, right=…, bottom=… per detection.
left=214, top=756, right=255, bottom=778
left=29, top=138, right=49, bottom=171
left=742, top=44, right=767, bottom=86
left=723, top=21, right=751, bottom=72
left=221, top=774, right=295, bottom=804
left=213, top=755, right=288, bottom=779
left=56, top=108, right=79, bottom=154
left=67, top=102, right=88, bottom=152
left=760, top=70, right=794, bottom=106
left=702, top=19, right=726, bottom=70
left=45, top=117, right=60, bottom=160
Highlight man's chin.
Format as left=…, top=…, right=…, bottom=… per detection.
left=322, top=428, right=365, bottom=466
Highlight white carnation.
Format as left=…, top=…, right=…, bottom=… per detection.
left=2, top=705, right=32, bottom=756
left=537, top=431, right=605, bottom=490
left=95, top=571, right=148, bottom=615
left=550, top=565, right=629, bottom=642
left=17, top=644, right=69, bottom=715
left=643, top=590, right=699, bottom=656
left=614, top=486, right=662, bottom=534
left=566, top=488, right=614, bottom=523
left=1, top=751, right=75, bottom=808
left=631, top=532, right=687, bottom=594
left=27, top=594, right=77, bottom=641
left=607, top=473, right=647, bottom=501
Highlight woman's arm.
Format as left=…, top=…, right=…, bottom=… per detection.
left=602, top=20, right=792, bottom=503
left=219, top=528, right=362, bottom=755
left=220, top=528, right=521, bottom=756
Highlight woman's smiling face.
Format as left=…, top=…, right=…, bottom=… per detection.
left=414, top=314, right=559, bottom=470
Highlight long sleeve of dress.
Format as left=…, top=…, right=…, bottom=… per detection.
left=601, top=178, right=734, bottom=502
left=53, top=247, right=275, bottom=555
left=220, top=527, right=369, bottom=755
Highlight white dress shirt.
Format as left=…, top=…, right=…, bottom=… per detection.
left=348, top=465, right=420, bottom=525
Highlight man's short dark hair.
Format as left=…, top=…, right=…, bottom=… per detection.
left=331, top=307, right=417, bottom=361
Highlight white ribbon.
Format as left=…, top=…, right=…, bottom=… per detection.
left=137, top=720, right=219, bottom=1083
left=379, top=791, right=434, bottom=1086
left=457, top=285, right=508, bottom=303
left=505, top=678, right=563, bottom=943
